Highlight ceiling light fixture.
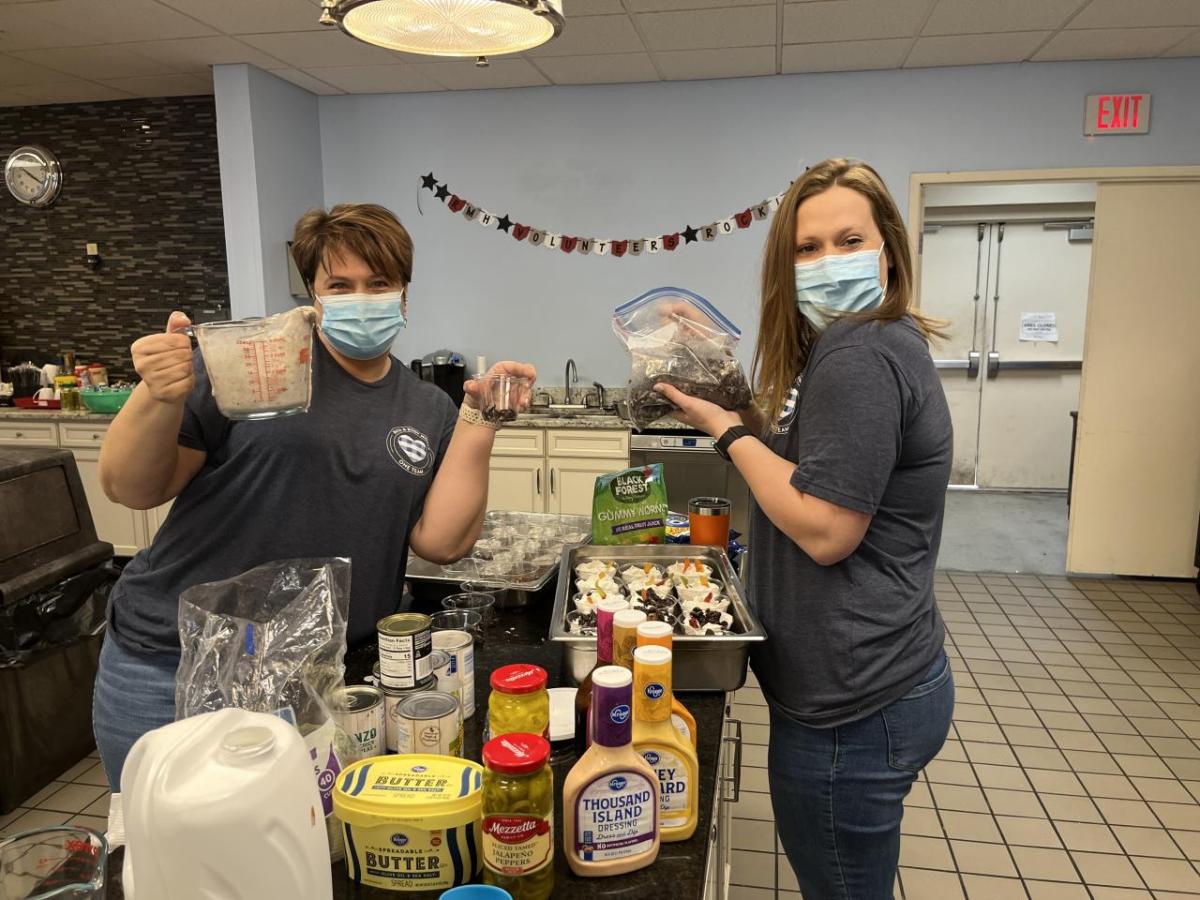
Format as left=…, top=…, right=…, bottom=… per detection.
left=319, top=0, right=564, bottom=59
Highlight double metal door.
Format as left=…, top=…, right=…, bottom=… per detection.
left=921, top=220, right=1091, bottom=489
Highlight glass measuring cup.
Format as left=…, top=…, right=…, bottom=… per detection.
left=189, top=307, right=315, bottom=420
left=0, top=826, right=107, bottom=899
left=478, top=374, right=532, bottom=424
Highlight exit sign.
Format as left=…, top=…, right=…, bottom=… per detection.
left=1084, top=93, right=1151, bottom=135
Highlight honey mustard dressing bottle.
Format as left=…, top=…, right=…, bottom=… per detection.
left=632, top=645, right=699, bottom=842
left=563, top=666, right=660, bottom=876
left=636, top=620, right=698, bottom=748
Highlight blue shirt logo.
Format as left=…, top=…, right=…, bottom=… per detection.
left=645, top=683, right=665, bottom=700
left=608, top=776, right=627, bottom=791
left=610, top=704, right=631, bottom=725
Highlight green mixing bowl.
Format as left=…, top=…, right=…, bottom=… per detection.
left=80, top=388, right=134, bottom=414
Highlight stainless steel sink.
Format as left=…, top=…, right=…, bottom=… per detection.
left=525, top=405, right=620, bottom=419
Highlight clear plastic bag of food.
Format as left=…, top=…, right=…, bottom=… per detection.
left=175, top=558, right=351, bottom=859
left=612, top=287, right=753, bottom=430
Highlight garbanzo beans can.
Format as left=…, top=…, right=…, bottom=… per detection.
left=333, top=754, right=484, bottom=892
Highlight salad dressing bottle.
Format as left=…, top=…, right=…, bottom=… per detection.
left=574, top=597, right=629, bottom=757
left=632, top=646, right=699, bottom=842
left=636, top=620, right=698, bottom=748
left=563, top=666, right=660, bottom=876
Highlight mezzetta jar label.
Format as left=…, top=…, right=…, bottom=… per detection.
left=482, top=814, right=552, bottom=874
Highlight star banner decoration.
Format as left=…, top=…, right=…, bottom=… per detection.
left=421, top=171, right=788, bottom=259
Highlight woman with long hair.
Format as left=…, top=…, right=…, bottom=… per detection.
left=658, top=158, right=954, bottom=898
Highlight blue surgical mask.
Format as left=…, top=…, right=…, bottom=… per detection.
left=794, top=246, right=886, bottom=331
left=318, top=290, right=407, bottom=359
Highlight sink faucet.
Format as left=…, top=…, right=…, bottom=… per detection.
left=591, top=381, right=607, bottom=409
left=564, top=358, right=578, bottom=405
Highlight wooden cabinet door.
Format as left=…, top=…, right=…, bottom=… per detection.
left=547, top=457, right=630, bottom=516
left=487, top=457, right=546, bottom=513
left=70, top=448, right=143, bottom=556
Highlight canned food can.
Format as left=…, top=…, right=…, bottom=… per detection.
left=394, top=691, right=463, bottom=757
left=382, top=676, right=437, bottom=753
left=331, top=685, right=385, bottom=764
left=431, top=629, right=475, bottom=718
left=430, top=649, right=460, bottom=706
left=377, top=613, right=432, bottom=689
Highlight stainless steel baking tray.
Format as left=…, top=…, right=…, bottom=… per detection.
left=406, top=512, right=591, bottom=594
left=549, top=544, right=766, bottom=693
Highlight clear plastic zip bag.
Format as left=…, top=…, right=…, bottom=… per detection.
left=612, top=287, right=753, bottom=430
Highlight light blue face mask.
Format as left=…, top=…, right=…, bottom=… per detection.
left=794, top=246, right=886, bottom=331
left=318, top=290, right=407, bottom=360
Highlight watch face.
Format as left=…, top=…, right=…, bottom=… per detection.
left=5, top=146, right=61, bottom=208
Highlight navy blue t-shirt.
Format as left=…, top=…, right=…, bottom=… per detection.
left=108, top=339, right=458, bottom=654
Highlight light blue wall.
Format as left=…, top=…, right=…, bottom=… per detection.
left=215, top=64, right=323, bottom=318
left=314, top=57, right=1200, bottom=385
left=215, top=57, right=1192, bottom=385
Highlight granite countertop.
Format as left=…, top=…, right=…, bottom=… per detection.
left=0, top=408, right=116, bottom=422
left=105, top=586, right=727, bottom=899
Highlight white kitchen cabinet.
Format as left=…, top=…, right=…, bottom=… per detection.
left=70, top=448, right=143, bottom=557
left=488, top=427, right=630, bottom=515
left=547, top=457, right=631, bottom=516
left=0, top=421, right=58, bottom=446
left=487, top=457, right=546, bottom=513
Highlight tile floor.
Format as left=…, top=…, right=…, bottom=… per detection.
left=728, top=571, right=1200, bottom=899
left=5, top=571, right=1200, bottom=899
left=0, top=750, right=109, bottom=839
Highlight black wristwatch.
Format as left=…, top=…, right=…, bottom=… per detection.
left=715, top=425, right=754, bottom=461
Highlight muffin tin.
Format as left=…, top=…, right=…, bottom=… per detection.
left=550, top=545, right=766, bottom=692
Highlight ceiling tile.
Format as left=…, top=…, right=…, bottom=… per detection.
left=98, top=72, right=214, bottom=97
left=1161, top=27, right=1200, bottom=56
left=906, top=30, right=1050, bottom=66
left=118, top=36, right=291, bottom=73
left=9, top=80, right=136, bottom=103
left=155, top=0, right=328, bottom=35
left=655, top=45, right=776, bottom=79
left=627, top=0, right=778, bottom=12
left=0, top=0, right=216, bottom=52
left=535, top=51, right=659, bottom=83
left=0, top=52, right=78, bottom=87
left=782, top=0, right=935, bottom=43
left=635, top=6, right=777, bottom=51
left=527, top=15, right=645, bottom=57
left=569, top=0, right=629, bottom=13
left=8, top=45, right=178, bottom=80
left=239, top=30, right=408, bottom=68
left=1070, top=0, right=1200, bottom=30
left=301, top=63, right=444, bottom=92
left=923, top=0, right=1082, bottom=35
left=1033, top=26, right=1195, bottom=59
left=782, top=37, right=912, bottom=71
left=415, top=58, right=551, bottom=90
left=268, top=67, right=346, bottom=94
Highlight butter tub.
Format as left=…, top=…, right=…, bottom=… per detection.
left=334, top=754, right=484, bottom=892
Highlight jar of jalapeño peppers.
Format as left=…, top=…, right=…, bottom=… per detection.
left=481, top=733, right=554, bottom=900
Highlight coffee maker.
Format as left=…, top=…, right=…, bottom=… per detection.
left=410, top=350, right=466, bottom=407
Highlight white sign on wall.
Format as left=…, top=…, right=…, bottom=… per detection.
left=1020, top=313, right=1059, bottom=343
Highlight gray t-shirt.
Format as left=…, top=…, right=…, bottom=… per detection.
left=108, top=339, right=458, bottom=655
left=747, top=314, right=951, bottom=727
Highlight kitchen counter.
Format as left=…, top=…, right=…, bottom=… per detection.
left=104, top=588, right=728, bottom=899
left=0, top=408, right=116, bottom=422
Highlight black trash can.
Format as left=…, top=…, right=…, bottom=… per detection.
left=0, top=448, right=115, bottom=813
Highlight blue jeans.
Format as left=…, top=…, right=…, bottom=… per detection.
left=768, top=652, right=954, bottom=900
left=92, top=635, right=180, bottom=791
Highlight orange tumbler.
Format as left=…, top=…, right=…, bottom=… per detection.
left=689, top=496, right=731, bottom=548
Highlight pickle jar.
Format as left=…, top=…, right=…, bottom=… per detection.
left=488, top=664, right=550, bottom=739
left=482, top=733, right=554, bottom=900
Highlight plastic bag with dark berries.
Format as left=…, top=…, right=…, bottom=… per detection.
left=613, top=286, right=753, bottom=430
